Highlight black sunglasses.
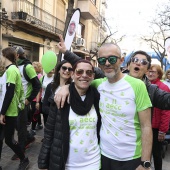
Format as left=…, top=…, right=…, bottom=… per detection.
left=131, top=57, right=149, bottom=66
left=75, top=69, right=94, bottom=77
left=61, top=66, right=73, bottom=72
left=97, top=55, right=120, bottom=65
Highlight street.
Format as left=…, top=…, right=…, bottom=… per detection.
left=0, top=127, right=43, bottom=170
left=0, top=127, right=170, bottom=170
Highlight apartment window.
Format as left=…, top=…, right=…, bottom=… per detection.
left=76, top=23, right=85, bottom=38
left=57, top=0, right=65, bottom=22
left=76, top=24, right=81, bottom=37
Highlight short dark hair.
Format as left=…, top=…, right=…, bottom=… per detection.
left=72, top=59, right=94, bottom=72
left=130, top=50, right=151, bottom=69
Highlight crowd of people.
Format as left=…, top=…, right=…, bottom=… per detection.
left=0, top=35, right=170, bottom=170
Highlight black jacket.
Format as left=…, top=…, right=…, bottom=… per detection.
left=42, top=83, right=52, bottom=115
left=123, top=70, right=170, bottom=110
left=38, top=89, right=101, bottom=170
left=143, top=75, right=170, bottom=110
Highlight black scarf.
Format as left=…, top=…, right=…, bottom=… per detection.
left=69, top=82, right=99, bottom=116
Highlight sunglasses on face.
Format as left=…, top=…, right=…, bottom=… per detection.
left=75, top=69, right=94, bottom=77
left=61, top=66, right=73, bottom=72
left=97, top=55, right=120, bottom=65
left=131, top=57, right=149, bottom=66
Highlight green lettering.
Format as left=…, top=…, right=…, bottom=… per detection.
left=80, top=118, right=83, bottom=123
left=85, top=118, right=88, bottom=122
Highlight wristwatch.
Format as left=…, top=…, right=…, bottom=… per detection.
left=141, top=161, right=151, bottom=169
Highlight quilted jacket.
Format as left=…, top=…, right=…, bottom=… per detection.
left=38, top=93, right=101, bottom=170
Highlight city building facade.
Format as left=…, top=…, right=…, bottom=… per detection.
left=0, top=0, right=107, bottom=64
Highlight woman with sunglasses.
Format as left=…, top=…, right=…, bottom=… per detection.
left=0, top=47, right=29, bottom=170
left=38, top=59, right=101, bottom=170
left=41, top=60, right=72, bottom=127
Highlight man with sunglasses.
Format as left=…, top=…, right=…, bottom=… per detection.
left=128, top=50, right=170, bottom=110
left=91, top=44, right=152, bottom=170
left=55, top=36, right=153, bottom=170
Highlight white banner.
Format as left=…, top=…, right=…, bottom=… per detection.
left=61, top=9, right=81, bottom=60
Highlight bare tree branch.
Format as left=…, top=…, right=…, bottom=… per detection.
left=140, top=1, right=170, bottom=68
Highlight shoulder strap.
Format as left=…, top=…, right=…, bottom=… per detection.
left=23, top=64, right=31, bottom=82
left=41, top=75, right=45, bottom=84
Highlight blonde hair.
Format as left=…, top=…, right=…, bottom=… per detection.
left=163, top=69, right=170, bottom=80
left=32, top=61, right=42, bottom=74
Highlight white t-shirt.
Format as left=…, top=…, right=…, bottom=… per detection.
left=41, top=75, right=53, bottom=101
left=163, top=79, right=170, bottom=89
left=0, top=72, right=6, bottom=111
left=91, top=75, right=152, bottom=161
left=65, top=96, right=101, bottom=170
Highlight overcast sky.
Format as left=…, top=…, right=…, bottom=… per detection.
left=105, top=0, right=169, bottom=51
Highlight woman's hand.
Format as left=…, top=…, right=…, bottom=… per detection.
left=158, top=131, right=166, bottom=142
left=0, top=114, right=6, bottom=125
left=36, top=102, right=40, bottom=110
left=54, top=84, right=70, bottom=109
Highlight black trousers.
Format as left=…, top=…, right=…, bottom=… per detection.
left=152, top=128, right=162, bottom=170
left=17, top=106, right=28, bottom=151
left=0, top=125, right=3, bottom=159
left=0, top=116, right=25, bottom=160
left=101, top=154, right=141, bottom=170
left=42, top=113, right=48, bottom=127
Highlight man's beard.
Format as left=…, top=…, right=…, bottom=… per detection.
left=104, top=67, right=120, bottom=80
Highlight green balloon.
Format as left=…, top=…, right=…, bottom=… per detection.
left=41, top=51, right=57, bottom=73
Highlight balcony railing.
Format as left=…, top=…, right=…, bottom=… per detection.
left=11, top=0, right=65, bottom=36
left=94, top=12, right=102, bottom=25
left=77, top=0, right=98, bottom=20
left=101, top=22, right=107, bottom=32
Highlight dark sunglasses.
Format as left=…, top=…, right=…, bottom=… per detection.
left=131, top=57, right=149, bottom=66
left=61, top=66, right=73, bottom=72
left=75, top=69, right=94, bottom=77
left=97, top=55, right=120, bottom=65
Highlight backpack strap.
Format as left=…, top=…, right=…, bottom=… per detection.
left=23, top=64, right=31, bottom=82
left=41, top=75, right=45, bottom=84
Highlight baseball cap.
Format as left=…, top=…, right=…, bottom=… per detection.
left=13, top=46, right=25, bottom=55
